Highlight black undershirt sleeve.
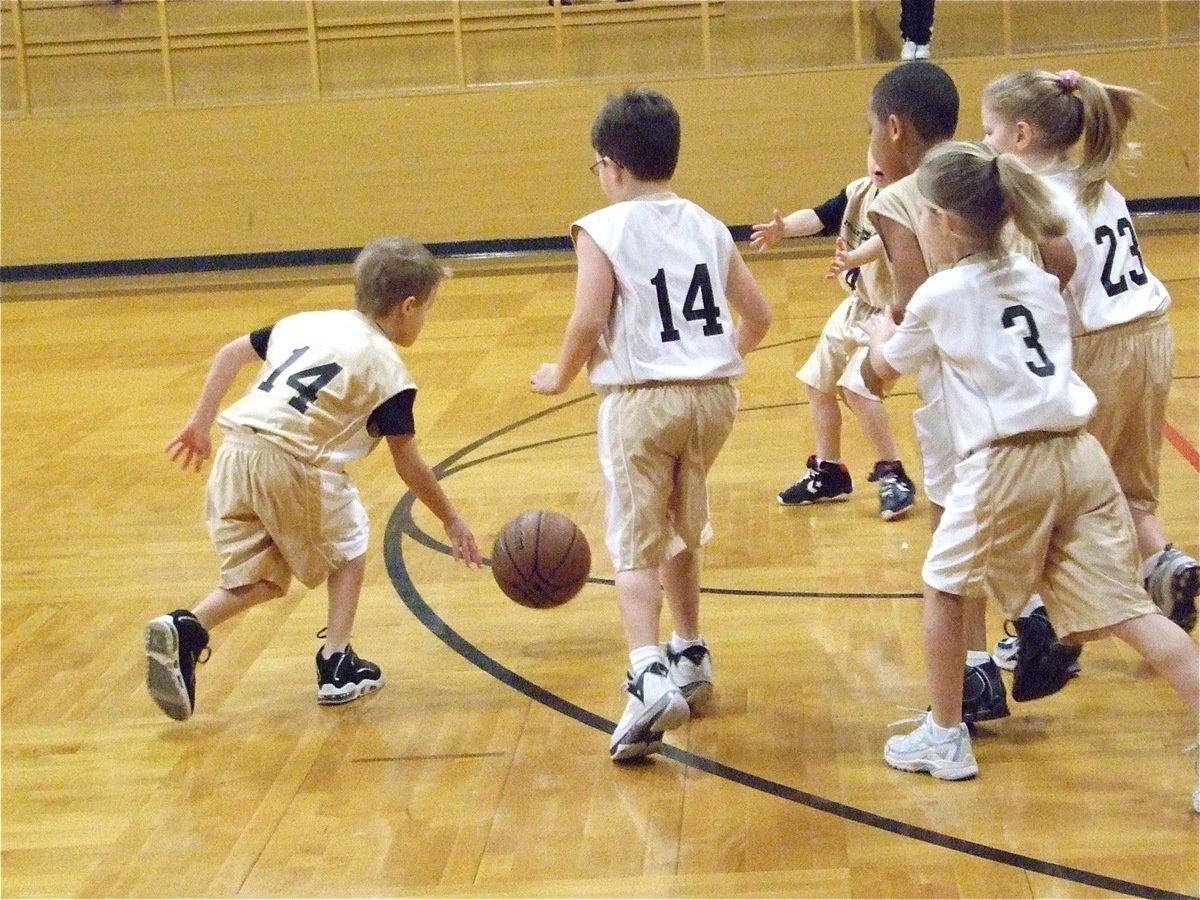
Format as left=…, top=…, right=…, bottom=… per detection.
left=367, top=388, right=417, bottom=437
left=813, top=189, right=849, bottom=237
left=249, top=326, right=273, bottom=359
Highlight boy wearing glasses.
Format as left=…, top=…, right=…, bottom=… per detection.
left=530, top=87, right=772, bottom=761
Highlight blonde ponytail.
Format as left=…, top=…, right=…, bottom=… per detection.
left=917, top=141, right=1065, bottom=246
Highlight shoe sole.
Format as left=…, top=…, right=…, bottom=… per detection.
left=679, top=680, right=713, bottom=711
left=145, top=618, right=192, bottom=722
left=610, top=692, right=690, bottom=761
left=778, top=495, right=851, bottom=507
left=317, top=677, right=385, bottom=705
left=1168, top=566, right=1198, bottom=634
left=885, top=756, right=978, bottom=781
left=880, top=503, right=914, bottom=521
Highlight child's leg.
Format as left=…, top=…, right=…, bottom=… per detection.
left=615, top=568, right=665, bottom=650
left=925, top=585, right=967, bottom=729
left=843, top=390, right=897, bottom=462
left=1110, top=614, right=1200, bottom=724
left=192, top=580, right=286, bottom=630
left=661, top=548, right=700, bottom=640
left=809, top=385, right=842, bottom=461
left=322, top=553, right=366, bottom=654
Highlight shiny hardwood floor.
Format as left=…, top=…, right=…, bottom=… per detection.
left=2, top=230, right=1197, bottom=899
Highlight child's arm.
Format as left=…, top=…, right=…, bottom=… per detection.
left=825, top=234, right=885, bottom=279
left=872, top=215, right=929, bottom=321
left=530, top=229, right=613, bottom=395
left=725, top=248, right=773, bottom=357
left=749, top=208, right=825, bottom=252
left=860, top=308, right=902, bottom=399
left=1037, top=234, right=1077, bottom=288
left=386, top=433, right=482, bottom=567
left=166, top=334, right=261, bottom=471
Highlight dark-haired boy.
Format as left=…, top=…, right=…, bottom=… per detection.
left=531, top=87, right=773, bottom=761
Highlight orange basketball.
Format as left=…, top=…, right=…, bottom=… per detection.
left=491, top=510, right=591, bottom=609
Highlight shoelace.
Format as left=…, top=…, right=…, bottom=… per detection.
left=886, top=707, right=929, bottom=730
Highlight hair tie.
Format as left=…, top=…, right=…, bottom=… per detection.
left=1056, top=69, right=1081, bottom=92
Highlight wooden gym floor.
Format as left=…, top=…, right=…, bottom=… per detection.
left=2, top=229, right=1197, bottom=899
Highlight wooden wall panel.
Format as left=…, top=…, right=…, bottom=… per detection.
left=0, top=45, right=1196, bottom=268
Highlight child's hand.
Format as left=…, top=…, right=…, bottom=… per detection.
left=825, top=237, right=851, bottom=279
left=444, top=515, right=483, bottom=568
left=530, top=363, right=566, bottom=395
left=862, top=307, right=898, bottom=344
left=165, top=423, right=211, bottom=472
left=749, top=210, right=786, bottom=253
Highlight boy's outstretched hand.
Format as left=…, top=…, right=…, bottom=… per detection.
left=165, top=423, right=212, bottom=472
left=444, top=515, right=483, bottom=568
left=749, top=209, right=786, bottom=253
left=825, top=237, right=851, bottom=279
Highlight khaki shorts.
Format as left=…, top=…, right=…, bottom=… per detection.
left=797, top=295, right=882, bottom=401
left=1073, top=314, right=1173, bottom=513
left=206, top=429, right=370, bottom=591
left=597, top=380, right=738, bottom=571
left=923, top=430, right=1158, bottom=641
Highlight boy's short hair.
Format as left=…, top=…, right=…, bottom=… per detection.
left=590, top=87, right=680, bottom=182
left=353, top=236, right=445, bottom=317
left=871, top=62, right=959, bottom=143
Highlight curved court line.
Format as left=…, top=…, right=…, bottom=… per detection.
left=382, top=396, right=1198, bottom=900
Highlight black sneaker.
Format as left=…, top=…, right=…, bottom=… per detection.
left=145, top=609, right=210, bottom=721
left=869, top=460, right=916, bottom=521
left=1145, top=544, right=1199, bottom=634
left=1011, top=606, right=1083, bottom=702
left=961, top=659, right=1010, bottom=723
left=316, top=644, right=384, bottom=705
left=778, top=455, right=853, bottom=505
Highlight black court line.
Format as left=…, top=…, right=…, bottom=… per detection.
left=382, top=396, right=1197, bottom=900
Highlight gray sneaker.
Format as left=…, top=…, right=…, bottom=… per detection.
left=1145, top=544, right=1198, bottom=633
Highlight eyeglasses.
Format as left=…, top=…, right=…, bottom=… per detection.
left=589, top=157, right=608, bottom=176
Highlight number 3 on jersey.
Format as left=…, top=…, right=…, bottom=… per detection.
left=651, top=264, right=724, bottom=343
left=257, top=346, right=343, bottom=413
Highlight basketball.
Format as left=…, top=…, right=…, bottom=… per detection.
left=491, top=510, right=591, bottom=609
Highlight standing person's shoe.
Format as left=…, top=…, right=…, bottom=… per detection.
left=145, top=610, right=210, bottom=721
left=316, top=645, right=384, bottom=704
left=610, top=662, right=690, bottom=761
left=778, top=455, right=853, bottom=505
left=901, top=39, right=917, bottom=60
left=665, top=641, right=713, bottom=710
left=1145, top=544, right=1199, bottom=633
left=869, top=460, right=916, bottom=521
left=1011, top=606, right=1083, bottom=702
left=914, top=43, right=931, bottom=59
left=961, top=659, right=1010, bottom=723
left=885, top=712, right=978, bottom=780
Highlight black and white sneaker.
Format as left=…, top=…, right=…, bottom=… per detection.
left=961, top=659, right=1010, bottom=723
left=316, top=644, right=385, bottom=705
left=778, top=455, right=853, bottom=505
left=665, top=641, right=713, bottom=710
left=609, top=662, right=690, bottom=761
left=1145, top=544, right=1199, bottom=634
left=869, top=460, right=916, bottom=521
left=1011, top=606, right=1082, bottom=702
left=145, top=609, right=210, bottom=721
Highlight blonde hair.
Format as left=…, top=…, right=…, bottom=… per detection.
left=917, top=141, right=1066, bottom=247
left=352, top=236, right=446, bottom=317
left=983, top=68, right=1143, bottom=210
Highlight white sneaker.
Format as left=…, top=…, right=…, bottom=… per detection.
left=1145, top=544, right=1198, bottom=633
left=610, top=662, right=690, bottom=761
left=666, top=640, right=713, bottom=709
left=901, top=40, right=917, bottom=60
left=914, top=43, right=931, bottom=59
left=884, top=712, right=978, bottom=780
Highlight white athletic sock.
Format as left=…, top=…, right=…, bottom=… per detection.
left=1019, top=594, right=1045, bottom=618
left=966, top=650, right=991, bottom=667
left=927, top=717, right=960, bottom=741
left=668, top=632, right=703, bottom=652
left=629, top=645, right=666, bottom=674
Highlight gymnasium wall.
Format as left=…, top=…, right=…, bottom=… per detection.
left=1, top=0, right=1197, bottom=270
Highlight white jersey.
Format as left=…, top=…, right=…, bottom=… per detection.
left=882, top=251, right=1096, bottom=458
left=1042, top=171, right=1170, bottom=334
left=573, top=192, right=744, bottom=387
left=218, top=309, right=416, bottom=470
